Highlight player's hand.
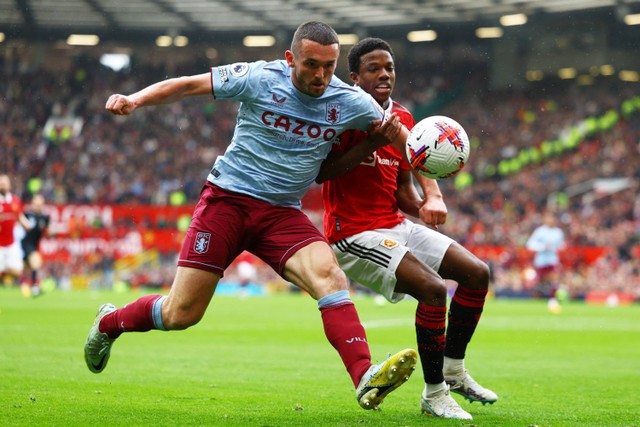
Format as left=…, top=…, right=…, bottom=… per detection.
left=366, top=113, right=401, bottom=150
left=105, top=94, right=135, bottom=115
left=419, top=195, right=447, bottom=228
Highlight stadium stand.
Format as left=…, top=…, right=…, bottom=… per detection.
left=1, top=41, right=638, bottom=301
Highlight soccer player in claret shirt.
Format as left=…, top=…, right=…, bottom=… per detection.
left=0, top=174, right=31, bottom=286
left=20, top=194, right=50, bottom=297
left=85, top=21, right=418, bottom=410
left=317, top=38, right=498, bottom=420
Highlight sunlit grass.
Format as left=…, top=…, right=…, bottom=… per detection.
left=1, top=288, right=638, bottom=426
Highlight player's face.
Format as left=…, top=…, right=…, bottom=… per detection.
left=32, top=194, right=45, bottom=211
left=286, top=39, right=339, bottom=97
left=351, top=49, right=395, bottom=108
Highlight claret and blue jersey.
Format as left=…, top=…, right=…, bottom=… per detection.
left=208, top=59, right=385, bottom=208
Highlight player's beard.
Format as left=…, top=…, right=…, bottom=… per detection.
left=293, top=71, right=326, bottom=97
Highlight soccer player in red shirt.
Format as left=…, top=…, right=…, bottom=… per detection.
left=0, top=174, right=31, bottom=286
left=317, top=38, right=498, bottom=420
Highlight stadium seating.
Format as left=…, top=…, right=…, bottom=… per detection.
left=1, top=47, right=637, bottom=300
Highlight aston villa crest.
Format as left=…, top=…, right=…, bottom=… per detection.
left=326, top=102, right=341, bottom=124
left=194, top=232, right=211, bottom=254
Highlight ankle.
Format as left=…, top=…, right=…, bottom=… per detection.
left=424, top=381, right=447, bottom=397
left=443, top=356, right=464, bottom=376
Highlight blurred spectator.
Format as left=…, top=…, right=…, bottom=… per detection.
left=1, top=45, right=638, bottom=298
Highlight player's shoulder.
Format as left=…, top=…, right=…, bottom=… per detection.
left=262, top=59, right=288, bottom=73
left=391, top=100, right=416, bottom=127
left=327, top=77, right=366, bottom=97
left=391, top=100, right=415, bottom=121
left=259, top=59, right=294, bottom=85
left=219, top=59, right=285, bottom=79
left=391, top=100, right=411, bottom=114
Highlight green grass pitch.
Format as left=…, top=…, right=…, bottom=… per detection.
left=1, top=287, right=639, bottom=426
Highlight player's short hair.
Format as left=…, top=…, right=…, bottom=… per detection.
left=291, top=21, right=339, bottom=54
left=348, top=37, right=395, bottom=74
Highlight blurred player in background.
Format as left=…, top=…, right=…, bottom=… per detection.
left=0, top=174, right=31, bottom=286
left=526, top=210, right=566, bottom=298
left=20, top=193, right=50, bottom=297
left=235, top=251, right=258, bottom=298
left=85, top=21, right=418, bottom=410
left=317, top=38, right=497, bottom=420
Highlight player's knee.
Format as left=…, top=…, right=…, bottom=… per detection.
left=469, top=259, right=490, bottom=290
left=314, top=262, right=349, bottom=297
left=417, top=276, right=447, bottom=306
left=402, top=266, right=447, bottom=306
left=449, top=252, right=491, bottom=291
left=332, top=263, right=349, bottom=290
left=452, top=258, right=490, bottom=291
left=396, top=259, right=447, bottom=305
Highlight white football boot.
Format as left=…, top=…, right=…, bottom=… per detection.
left=445, top=369, right=498, bottom=404
left=420, top=385, right=473, bottom=420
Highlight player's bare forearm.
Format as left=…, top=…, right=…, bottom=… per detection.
left=18, top=213, right=32, bottom=231
left=395, top=169, right=423, bottom=217
left=105, top=73, right=212, bottom=115
left=396, top=186, right=421, bottom=218
left=315, top=114, right=401, bottom=183
left=415, top=172, right=443, bottom=200
left=408, top=173, right=447, bottom=227
left=391, top=125, right=410, bottom=152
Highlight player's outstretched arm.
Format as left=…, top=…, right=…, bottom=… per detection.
left=414, top=173, right=447, bottom=228
left=18, top=212, right=32, bottom=231
left=315, top=114, right=402, bottom=183
left=395, top=169, right=424, bottom=218
left=105, top=72, right=212, bottom=115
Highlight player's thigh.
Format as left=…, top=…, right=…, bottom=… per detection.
left=333, top=230, right=409, bottom=303
left=162, top=266, right=220, bottom=329
left=177, top=184, right=246, bottom=276
left=0, top=246, right=8, bottom=272
left=439, top=241, right=489, bottom=287
left=282, top=240, right=347, bottom=300
left=394, top=251, right=447, bottom=306
left=249, top=204, right=334, bottom=299
left=5, top=243, right=24, bottom=274
left=27, top=251, right=43, bottom=269
left=405, top=221, right=454, bottom=272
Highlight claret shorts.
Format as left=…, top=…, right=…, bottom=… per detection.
left=178, top=182, right=326, bottom=277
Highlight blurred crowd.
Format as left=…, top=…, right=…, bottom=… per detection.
left=435, top=81, right=640, bottom=299
left=1, top=44, right=638, bottom=300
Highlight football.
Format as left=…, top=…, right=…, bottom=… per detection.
left=405, top=115, right=470, bottom=179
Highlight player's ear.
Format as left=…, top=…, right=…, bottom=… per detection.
left=285, top=50, right=295, bottom=68
left=350, top=72, right=359, bottom=85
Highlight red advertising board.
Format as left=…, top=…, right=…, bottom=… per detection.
left=32, top=204, right=627, bottom=267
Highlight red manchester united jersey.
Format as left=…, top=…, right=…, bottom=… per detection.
left=322, top=100, right=415, bottom=243
left=0, top=193, right=22, bottom=246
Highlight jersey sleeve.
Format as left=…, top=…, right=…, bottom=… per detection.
left=350, top=87, right=386, bottom=131
left=211, top=61, right=265, bottom=101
